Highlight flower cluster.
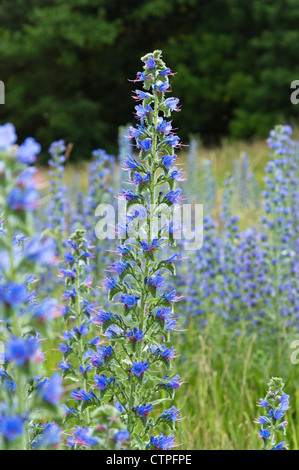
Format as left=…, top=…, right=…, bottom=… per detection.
left=176, top=125, right=299, bottom=372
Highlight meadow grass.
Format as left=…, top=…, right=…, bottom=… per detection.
left=176, top=319, right=299, bottom=450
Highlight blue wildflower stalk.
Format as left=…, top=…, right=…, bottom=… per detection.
left=201, top=158, right=216, bottom=214
left=58, top=230, right=96, bottom=428
left=262, top=125, right=299, bottom=368
left=233, top=152, right=260, bottom=211
left=69, top=173, right=86, bottom=232
left=0, top=124, right=63, bottom=450
left=176, top=215, right=220, bottom=331
left=118, top=124, right=134, bottom=191
left=38, top=140, right=69, bottom=297
left=255, top=377, right=289, bottom=450
left=85, top=149, right=115, bottom=284
left=185, top=138, right=200, bottom=203
left=46, top=140, right=69, bottom=240
left=58, top=230, right=130, bottom=449
left=98, top=50, right=182, bottom=451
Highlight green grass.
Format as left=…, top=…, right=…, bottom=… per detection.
left=176, top=317, right=299, bottom=450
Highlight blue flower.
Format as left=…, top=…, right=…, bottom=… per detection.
left=103, top=277, right=118, bottom=290
left=127, top=327, right=144, bottom=343
left=270, top=409, right=284, bottom=421
left=0, top=415, right=24, bottom=442
left=164, top=189, right=182, bottom=204
left=134, top=403, right=153, bottom=419
left=128, top=125, right=144, bottom=139
left=271, top=441, right=286, bottom=450
left=95, top=310, right=114, bottom=323
left=113, top=429, right=130, bottom=444
left=73, top=325, right=89, bottom=337
left=162, top=154, right=177, bottom=169
left=145, top=56, right=155, bottom=69
left=121, top=190, right=140, bottom=202
left=68, top=426, right=99, bottom=448
left=94, top=374, right=114, bottom=391
left=40, top=373, right=63, bottom=406
left=165, top=135, right=180, bottom=147
left=49, top=139, right=66, bottom=157
left=115, top=401, right=125, bottom=413
left=164, top=97, right=180, bottom=111
left=159, top=375, right=182, bottom=390
left=23, top=236, right=56, bottom=265
left=64, top=252, right=75, bottom=264
left=132, top=171, right=151, bottom=185
left=131, top=361, right=149, bottom=377
left=254, top=415, right=271, bottom=425
left=257, top=399, right=270, bottom=407
left=16, top=137, right=41, bottom=165
left=159, top=406, right=179, bottom=422
left=90, top=345, right=114, bottom=367
left=7, top=186, right=38, bottom=212
left=0, top=282, right=28, bottom=308
left=0, top=123, right=17, bottom=149
left=121, top=294, right=139, bottom=309
left=137, top=138, right=152, bottom=152
left=150, top=433, right=176, bottom=450
left=32, top=422, right=61, bottom=449
left=62, top=404, right=78, bottom=416
left=33, top=299, right=60, bottom=321
left=70, top=389, right=94, bottom=402
left=58, top=360, right=72, bottom=371
left=148, top=273, right=165, bottom=289
left=123, top=154, right=142, bottom=170
left=133, top=90, right=151, bottom=101
left=135, top=104, right=152, bottom=120
left=5, top=336, right=40, bottom=367
left=280, top=393, right=290, bottom=411
left=259, top=428, right=271, bottom=440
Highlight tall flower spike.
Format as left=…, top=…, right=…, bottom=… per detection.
left=59, top=230, right=97, bottom=429
left=0, top=124, right=63, bottom=450
left=255, top=377, right=289, bottom=450
left=98, top=50, right=182, bottom=450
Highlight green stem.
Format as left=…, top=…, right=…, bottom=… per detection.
left=75, top=259, right=90, bottom=426
left=127, top=76, right=159, bottom=445
left=7, top=225, right=28, bottom=450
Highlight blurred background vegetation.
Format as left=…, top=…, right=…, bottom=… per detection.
left=1, top=0, right=299, bottom=161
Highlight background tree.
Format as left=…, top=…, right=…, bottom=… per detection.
left=0, top=0, right=299, bottom=161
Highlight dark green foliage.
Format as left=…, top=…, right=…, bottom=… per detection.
left=0, top=0, right=299, bottom=160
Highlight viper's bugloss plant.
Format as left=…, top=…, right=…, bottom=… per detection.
left=0, top=124, right=63, bottom=450
left=85, top=149, right=115, bottom=285
left=58, top=229, right=132, bottom=449
left=255, top=377, right=289, bottom=450
left=118, top=125, right=133, bottom=192
left=58, top=229, right=96, bottom=428
left=46, top=140, right=69, bottom=239
left=96, top=50, right=183, bottom=450
left=261, top=125, right=299, bottom=368
left=233, top=152, right=260, bottom=211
